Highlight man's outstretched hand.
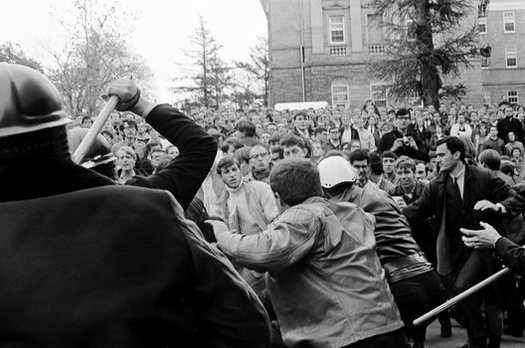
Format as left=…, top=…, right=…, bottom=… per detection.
left=461, top=221, right=501, bottom=249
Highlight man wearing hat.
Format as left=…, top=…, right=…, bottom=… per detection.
left=0, top=63, right=270, bottom=347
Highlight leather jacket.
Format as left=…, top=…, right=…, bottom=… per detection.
left=331, top=186, right=433, bottom=282
left=216, top=197, right=403, bottom=347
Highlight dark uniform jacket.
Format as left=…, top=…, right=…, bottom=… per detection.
left=495, top=237, right=525, bottom=275
left=0, top=104, right=271, bottom=347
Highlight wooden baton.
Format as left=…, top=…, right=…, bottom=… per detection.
left=73, top=95, right=119, bottom=164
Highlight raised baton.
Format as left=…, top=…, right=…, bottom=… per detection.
left=73, top=95, right=119, bottom=164
left=413, top=267, right=510, bottom=327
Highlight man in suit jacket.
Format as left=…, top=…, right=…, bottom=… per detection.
left=403, top=136, right=525, bottom=348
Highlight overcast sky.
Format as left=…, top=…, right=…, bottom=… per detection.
left=0, top=0, right=267, bottom=99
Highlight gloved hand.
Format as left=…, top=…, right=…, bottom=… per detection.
left=104, top=79, right=141, bottom=111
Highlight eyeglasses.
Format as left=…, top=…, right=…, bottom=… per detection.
left=250, top=153, right=269, bottom=159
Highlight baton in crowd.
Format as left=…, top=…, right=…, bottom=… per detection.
left=73, top=95, right=119, bottom=164
left=413, top=267, right=510, bottom=327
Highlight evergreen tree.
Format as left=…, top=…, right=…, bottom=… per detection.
left=370, top=0, right=481, bottom=107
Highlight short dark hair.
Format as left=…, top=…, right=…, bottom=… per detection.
left=269, top=133, right=283, bottom=143
left=436, top=136, right=466, bottom=160
left=269, top=158, right=323, bottom=206
left=314, top=127, right=327, bottom=136
left=233, top=146, right=251, bottom=164
left=394, top=156, right=416, bottom=172
left=478, top=149, right=501, bottom=171
left=293, top=111, right=309, bottom=121
left=348, top=149, right=370, bottom=165
left=145, top=139, right=162, bottom=155
left=119, top=119, right=138, bottom=132
left=81, top=116, right=92, bottom=124
left=236, top=120, right=256, bottom=137
left=395, top=108, right=410, bottom=118
left=216, top=155, right=240, bottom=174
left=381, top=151, right=398, bottom=161
left=279, top=133, right=306, bottom=149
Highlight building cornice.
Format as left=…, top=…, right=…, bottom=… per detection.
left=489, top=1, right=525, bottom=11
left=322, top=1, right=350, bottom=10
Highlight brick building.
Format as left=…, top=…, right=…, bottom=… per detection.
left=479, top=0, right=525, bottom=105
left=260, top=0, right=485, bottom=108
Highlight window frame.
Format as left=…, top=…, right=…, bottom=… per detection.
left=478, top=17, right=487, bottom=34
left=329, top=16, right=346, bottom=45
left=508, top=90, right=519, bottom=104
left=505, top=48, right=517, bottom=68
left=503, top=11, right=515, bottom=33
left=370, top=83, right=388, bottom=108
left=331, top=80, right=349, bottom=109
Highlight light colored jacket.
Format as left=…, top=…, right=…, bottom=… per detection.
left=218, top=180, right=278, bottom=235
left=216, top=197, right=403, bottom=348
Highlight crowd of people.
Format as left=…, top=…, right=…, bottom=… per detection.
left=2, top=62, right=525, bottom=348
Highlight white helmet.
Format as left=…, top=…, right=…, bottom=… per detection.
left=318, top=156, right=357, bottom=188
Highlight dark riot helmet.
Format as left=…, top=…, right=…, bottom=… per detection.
left=0, top=63, right=70, bottom=161
left=0, top=63, right=69, bottom=137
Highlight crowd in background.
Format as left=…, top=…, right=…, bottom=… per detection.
left=67, top=98, right=525, bottom=346
left=76, top=99, right=525, bottom=189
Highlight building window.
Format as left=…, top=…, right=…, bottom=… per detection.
left=506, top=48, right=517, bottom=68
left=478, top=18, right=487, bottom=34
left=481, top=57, right=489, bottom=68
left=508, top=91, right=519, bottom=104
left=503, top=12, right=515, bottom=33
left=331, top=80, right=349, bottom=108
left=329, top=16, right=345, bottom=44
left=370, top=83, right=388, bottom=108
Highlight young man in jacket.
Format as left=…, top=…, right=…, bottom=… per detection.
left=0, top=63, right=271, bottom=347
left=318, top=155, right=445, bottom=348
left=209, top=158, right=406, bottom=348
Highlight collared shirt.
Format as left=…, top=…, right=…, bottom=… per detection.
left=450, top=164, right=466, bottom=199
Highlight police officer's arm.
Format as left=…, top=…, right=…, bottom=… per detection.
left=107, top=80, right=217, bottom=209
left=213, top=207, right=319, bottom=273
left=461, top=222, right=525, bottom=275
left=134, top=104, right=217, bottom=209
